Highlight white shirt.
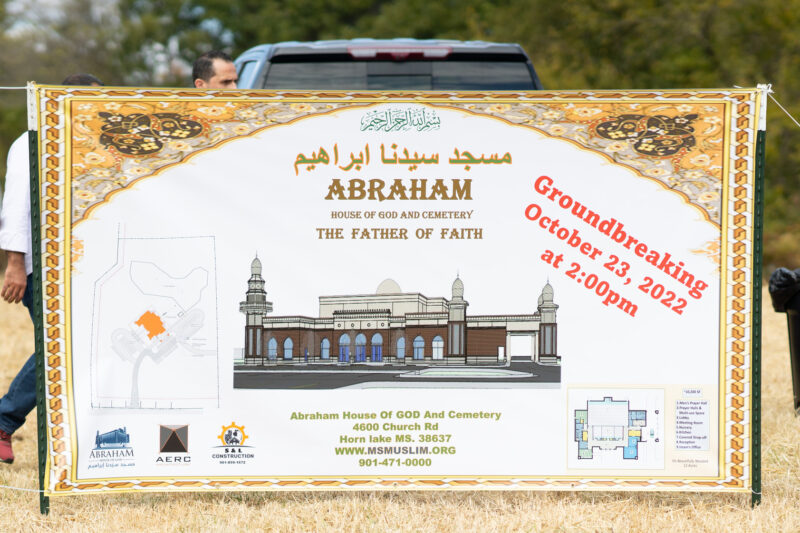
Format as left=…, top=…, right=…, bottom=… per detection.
left=0, top=133, right=33, bottom=275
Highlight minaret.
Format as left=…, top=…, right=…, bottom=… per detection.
left=447, top=275, right=468, bottom=360
left=239, top=256, right=273, bottom=357
left=537, top=282, right=558, bottom=362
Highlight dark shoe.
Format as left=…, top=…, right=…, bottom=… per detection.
left=0, top=430, right=14, bottom=464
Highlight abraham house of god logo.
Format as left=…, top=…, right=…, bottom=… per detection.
left=87, top=427, right=135, bottom=468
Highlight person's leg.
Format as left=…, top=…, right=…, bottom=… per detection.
left=22, top=273, right=34, bottom=322
left=0, top=274, right=37, bottom=463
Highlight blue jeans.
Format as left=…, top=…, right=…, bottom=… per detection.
left=0, top=274, right=36, bottom=434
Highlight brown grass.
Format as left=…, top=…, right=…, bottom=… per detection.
left=0, top=281, right=798, bottom=532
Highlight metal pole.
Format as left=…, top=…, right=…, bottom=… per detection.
left=750, top=129, right=765, bottom=508
left=27, top=127, right=49, bottom=514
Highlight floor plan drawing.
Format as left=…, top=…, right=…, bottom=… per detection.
left=568, top=389, right=664, bottom=470
left=575, top=397, right=647, bottom=460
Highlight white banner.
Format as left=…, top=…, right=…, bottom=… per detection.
left=33, top=87, right=764, bottom=494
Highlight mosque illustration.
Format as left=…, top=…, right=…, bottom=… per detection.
left=239, top=256, right=559, bottom=366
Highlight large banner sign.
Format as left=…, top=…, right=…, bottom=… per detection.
left=31, top=86, right=765, bottom=495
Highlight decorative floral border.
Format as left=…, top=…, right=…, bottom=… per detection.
left=68, top=96, right=726, bottom=228
left=36, top=87, right=759, bottom=495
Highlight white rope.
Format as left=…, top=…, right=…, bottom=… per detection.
left=1, top=84, right=794, bottom=128
left=0, top=484, right=44, bottom=493
left=769, top=93, right=800, bottom=130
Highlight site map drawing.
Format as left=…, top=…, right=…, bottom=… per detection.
left=89, top=236, right=219, bottom=409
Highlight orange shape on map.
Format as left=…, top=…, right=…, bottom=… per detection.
left=135, top=311, right=165, bottom=339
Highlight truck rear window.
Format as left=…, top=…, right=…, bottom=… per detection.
left=262, top=60, right=535, bottom=90
left=237, top=60, right=259, bottom=88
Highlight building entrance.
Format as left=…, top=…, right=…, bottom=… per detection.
left=355, top=333, right=367, bottom=362
left=371, top=333, right=383, bottom=362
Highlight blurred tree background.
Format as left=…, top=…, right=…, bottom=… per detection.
left=1, top=0, right=798, bottom=269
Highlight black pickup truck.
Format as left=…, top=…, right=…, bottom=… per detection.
left=233, top=38, right=543, bottom=90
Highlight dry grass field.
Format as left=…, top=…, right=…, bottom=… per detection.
left=0, top=282, right=798, bottom=532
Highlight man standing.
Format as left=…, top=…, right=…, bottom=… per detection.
left=193, top=50, right=238, bottom=89
left=0, top=73, right=103, bottom=463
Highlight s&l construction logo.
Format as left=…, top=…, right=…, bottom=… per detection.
left=212, top=422, right=255, bottom=465
left=156, top=424, right=191, bottom=465
left=88, top=427, right=135, bottom=470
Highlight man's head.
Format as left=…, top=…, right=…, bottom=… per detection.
left=193, top=51, right=237, bottom=89
left=62, top=73, right=104, bottom=86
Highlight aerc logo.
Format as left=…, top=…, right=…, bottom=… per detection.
left=156, top=425, right=191, bottom=464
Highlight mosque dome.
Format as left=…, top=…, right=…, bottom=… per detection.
left=376, top=278, right=402, bottom=294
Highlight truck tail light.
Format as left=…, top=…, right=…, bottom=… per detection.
left=347, top=46, right=452, bottom=60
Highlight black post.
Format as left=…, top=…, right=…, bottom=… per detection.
left=28, top=129, right=50, bottom=515
left=785, top=306, right=800, bottom=415
left=767, top=270, right=800, bottom=412
left=751, top=129, right=765, bottom=508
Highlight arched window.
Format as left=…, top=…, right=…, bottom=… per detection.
left=339, top=333, right=351, bottom=362
left=432, top=336, right=444, bottom=359
left=371, top=333, right=383, bottom=362
left=267, top=337, right=277, bottom=359
left=355, top=333, right=367, bottom=362
left=396, top=337, right=405, bottom=359
left=413, top=336, right=425, bottom=360
left=283, top=337, right=293, bottom=359
left=320, top=338, right=330, bottom=359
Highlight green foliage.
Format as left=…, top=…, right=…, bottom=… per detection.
left=499, top=0, right=800, bottom=267
left=2, top=0, right=800, bottom=267
left=117, top=0, right=233, bottom=86
left=0, top=0, right=121, bottom=190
